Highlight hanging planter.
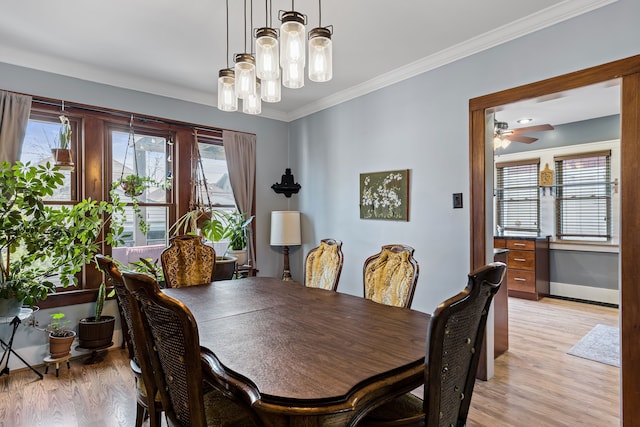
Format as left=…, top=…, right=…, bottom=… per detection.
left=52, top=113, right=75, bottom=171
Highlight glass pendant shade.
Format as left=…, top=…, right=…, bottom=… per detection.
left=217, top=68, right=237, bottom=112
left=308, top=27, right=332, bottom=82
left=234, top=53, right=257, bottom=100
left=280, top=11, right=306, bottom=69
left=261, top=76, right=281, bottom=102
left=255, top=27, right=280, bottom=80
left=282, top=62, right=305, bottom=89
left=244, top=79, right=262, bottom=114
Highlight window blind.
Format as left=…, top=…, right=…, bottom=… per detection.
left=555, top=150, right=611, bottom=241
left=496, top=159, right=540, bottom=235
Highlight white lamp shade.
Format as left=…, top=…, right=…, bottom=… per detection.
left=282, top=62, right=305, bottom=89
left=280, top=20, right=306, bottom=67
left=270, top=211, right=301, bottom=246
left=243, top=80, right=262, bottom=115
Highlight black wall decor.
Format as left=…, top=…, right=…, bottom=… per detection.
left=272, top=168, right=301, bottom=198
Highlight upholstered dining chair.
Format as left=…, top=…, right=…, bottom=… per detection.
left=161, top=235, right=216, bottom=288
left=121, top=271, right=262, bottom=427
left=358, top=262, right=507, bottom=427
left=95, top=254, right=163, bottom=427
left=304, top=238, right=344, bottom=291
left=363, top=244, right=419, bottom=308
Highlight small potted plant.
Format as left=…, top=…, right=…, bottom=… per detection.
left=78, top=280, right=116, bottom=351
left=47, top=312, right=75, bottom=358
left=51, top=114, right=74, bottom=170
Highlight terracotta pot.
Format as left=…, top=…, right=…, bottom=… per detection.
left=78, top=316, right=115, bottom=349
left=49, top=331, right=76, bottom=358
left=51, top=148, right=75, bottom=171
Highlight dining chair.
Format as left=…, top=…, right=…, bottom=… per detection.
left=95, top=254, right=163, bottom=427
left=121, top=270, right=262, bottom=427
left=363, top=244, right=419, bottom=308
left=358, top=261, right=507, bottom=427
left=304, top=238, right=344, bottom=291
left=161, top=235, right=216, bottom=288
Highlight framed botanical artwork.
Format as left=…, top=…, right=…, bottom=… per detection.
left=359, top=169, right=410, bottom=221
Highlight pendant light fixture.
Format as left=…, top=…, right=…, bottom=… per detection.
left=308, top=0, right=332, bottom=82
left=261, top=76, right=281, bottom=102
left=235, top=0, right=257, bottom=100
left=218, top=0, right=237, bottom=111
left=255, top=0, right=279, bottom=81
left=279, top=2, right=306, bottom=89
left=244, top=78, right=262, bottom=114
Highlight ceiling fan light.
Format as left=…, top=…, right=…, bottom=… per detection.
left=501, top=138, right=511, bottom=149
left=308, top=27, right=332, bottom=82
left=262, top=76, right=281, bottom=102
left=256, top=27, right=280, bottom=80
left=517, top=118, right=533, bottom=124
left=244, top=78, right=262, bottom=115
left=234, top=53, right=257, bottom=100
left=217, top=68, right=237, bottom=112
left=280, top=11, right=306, bottom=68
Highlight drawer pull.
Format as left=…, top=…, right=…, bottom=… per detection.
left=514, top=258, right=527, bottom=262
left=514, top=277, right=527, bottom=281
left=514, top=243, right=526, bottom=246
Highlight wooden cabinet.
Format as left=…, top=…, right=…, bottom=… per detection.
left=494, top=236, right=550, bottom=300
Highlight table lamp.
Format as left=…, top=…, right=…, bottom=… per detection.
left=270, top=211, right=301, bottom=281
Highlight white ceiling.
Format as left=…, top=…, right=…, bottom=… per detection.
left=0, top=0, right=619, bottom=122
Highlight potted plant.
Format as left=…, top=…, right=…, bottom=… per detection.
left=221, top=211, right=254, bottom=266
left=0, top=161, right=125, bottom=317
left=77, top=278, right=116, bottom=351
left=111, top=174, right=170, bottom=235
left=50, top=114, right=74, bottom=170
left=47, top=312, right=75, bottom=358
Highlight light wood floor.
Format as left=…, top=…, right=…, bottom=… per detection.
left=0, top=297, right=619, bottom=426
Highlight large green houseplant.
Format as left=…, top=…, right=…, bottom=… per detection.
left=0, top=161, right=124, bottom=315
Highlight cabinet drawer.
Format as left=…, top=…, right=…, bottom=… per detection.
left=507, top=239, right=535, bottom=251
left=507, top=250, right=535, bottom=270
left=508, top=270, right=536, bottom=292
left=494, top=238, right=506, bottom=248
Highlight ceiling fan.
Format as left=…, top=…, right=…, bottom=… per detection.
left=494, top=120, right=554, bottom=146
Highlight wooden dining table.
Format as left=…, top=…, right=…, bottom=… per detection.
left=163, top=276, right=430, bottom=427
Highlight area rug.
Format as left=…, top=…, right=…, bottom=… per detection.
left=567, top=324, right=620, bottom=367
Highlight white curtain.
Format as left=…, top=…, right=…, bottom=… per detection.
left=0, top=91, right=32, bottom=164
left=223, top=130, right=256, bottom=264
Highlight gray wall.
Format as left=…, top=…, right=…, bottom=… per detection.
left=289, top=0, right=639, bottom=314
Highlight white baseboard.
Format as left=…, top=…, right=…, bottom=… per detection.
left=550, top=282, right=619, bottom=305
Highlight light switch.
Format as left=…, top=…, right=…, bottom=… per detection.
left=453, top=193, right=463, bottom=209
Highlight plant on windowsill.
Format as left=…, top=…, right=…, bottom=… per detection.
left=50, top=114, right=75, bottom=170
left=0, top=161, right=126, bottom=317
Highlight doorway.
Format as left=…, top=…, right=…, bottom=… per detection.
left=469, top=55, right=640, bottom=424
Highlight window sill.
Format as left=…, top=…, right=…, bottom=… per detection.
left=549, top=241, right=619, bottom=253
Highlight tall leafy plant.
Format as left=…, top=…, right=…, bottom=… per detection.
left=0, top=161, right=125, bottom=306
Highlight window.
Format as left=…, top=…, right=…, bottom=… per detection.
left=495, top=159, right=540, bottom=236
left=555, top=151, right=612, bottom=241
left=196, top=132, right=235, bottom=208
left=110, top=126, right=173, bottom=265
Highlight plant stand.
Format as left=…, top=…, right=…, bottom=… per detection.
left=43, top=354, right=71, bottom=377
left=0, top=308, right=43, bottom=379
left=75, top=342, right=112, bottom=365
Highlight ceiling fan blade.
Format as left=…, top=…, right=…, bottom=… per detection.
left=511, top=124, right=554, bottom=134
left=507, top=135, right=538, bottom=144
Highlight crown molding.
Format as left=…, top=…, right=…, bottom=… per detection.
left=286, top=0, right=619, bottom=122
